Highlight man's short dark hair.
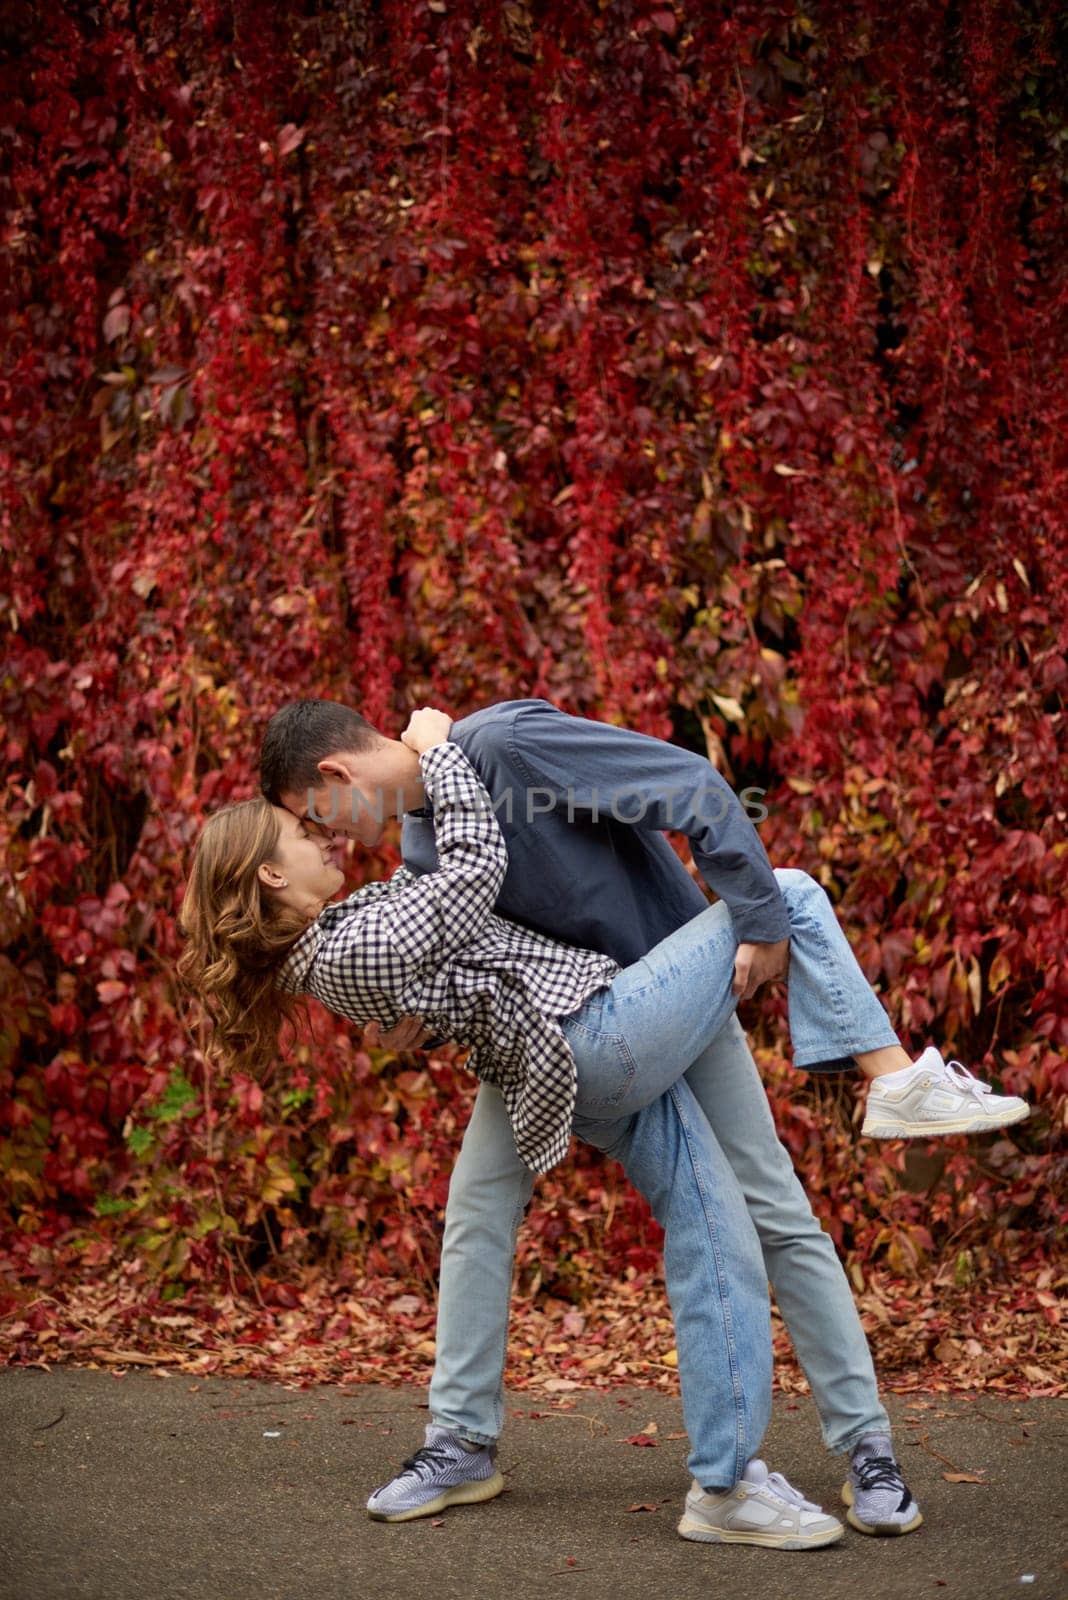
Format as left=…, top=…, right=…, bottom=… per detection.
left=259, top=701, right=383, bottom=805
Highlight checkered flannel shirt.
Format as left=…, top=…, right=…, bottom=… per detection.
left=276, top=740, right=620, bottom=1174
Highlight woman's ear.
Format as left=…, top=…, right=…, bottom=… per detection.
left=257, top=862, right=287, bottom=889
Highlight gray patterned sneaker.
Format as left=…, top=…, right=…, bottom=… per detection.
left=862, top=1047, right=1029, bottom=1138
left=842, top=1434, right=923, bottom=1535
left=677, top=1458, right=845, bottom=1549
left=366, top=1424, right=505, bottom=1522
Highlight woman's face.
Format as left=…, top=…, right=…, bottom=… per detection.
left=257, top=808, right=346, bottom=919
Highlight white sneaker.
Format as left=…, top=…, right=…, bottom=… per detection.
left=862, top=1046, right=1030, bottom=1138
left=677, top=1459, right=845, bottom=1549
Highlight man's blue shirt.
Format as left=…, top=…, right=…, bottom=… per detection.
left=400, top=699, right=789, bottom=966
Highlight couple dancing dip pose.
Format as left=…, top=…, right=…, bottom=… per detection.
left=179, top=697, right=1028, bottom=1551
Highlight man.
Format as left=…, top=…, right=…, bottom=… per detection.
left=260, top=697, right=922, bottom=1543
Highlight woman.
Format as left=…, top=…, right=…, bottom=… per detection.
left=178, top=708, right=1027, bottom=1161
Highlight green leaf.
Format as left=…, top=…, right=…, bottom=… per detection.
left=146, top=1069, right=198, bottom=1123
left=281, top=1086, right=313, bottom=1111
left=125, top=1125, right=155, bottom=1157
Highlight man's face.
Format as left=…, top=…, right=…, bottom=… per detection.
left=280, top=755, right=393, bottom=847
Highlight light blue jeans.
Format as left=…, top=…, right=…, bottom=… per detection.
left=429, top=869, right=899, bottom=1488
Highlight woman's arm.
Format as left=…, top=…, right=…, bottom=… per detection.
left=384, top=739, right=508, bottom=964
left=313, top=738, right=508, bottom=1014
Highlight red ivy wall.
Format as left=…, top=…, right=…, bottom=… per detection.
left=1, top=0, right=1065, bottom=1312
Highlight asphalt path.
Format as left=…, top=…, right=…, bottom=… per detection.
left=2, top=1370, right=1065, bottom=1600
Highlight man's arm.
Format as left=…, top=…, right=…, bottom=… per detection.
left=507, top=700, right=791, bottom=947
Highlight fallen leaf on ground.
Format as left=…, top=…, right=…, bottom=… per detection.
left=626, top=1503, right=659, bottom=1513
left=942, top=1471, right=986, bottom=1483
left=7, top=1265, right=1065, bottom=1399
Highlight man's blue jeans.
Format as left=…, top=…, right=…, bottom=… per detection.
left=429, top=869, right=898, bottom=1489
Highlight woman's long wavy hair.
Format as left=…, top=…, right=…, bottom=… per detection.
left=176, top=797, right=314, bottom=1078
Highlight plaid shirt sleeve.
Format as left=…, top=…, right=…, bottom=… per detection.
left=310, top=741, right=507, bottom=1014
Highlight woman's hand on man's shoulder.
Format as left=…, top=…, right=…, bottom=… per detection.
left=400, top=706, right=454, bottom=757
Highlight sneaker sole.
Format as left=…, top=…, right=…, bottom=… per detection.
left=862, top=1103, right=1029, bottom=1139
left=677, top=1512, right=845, bottom=1550
left=367, top=1468, right=505, bottom=1522
left=841, top=1479, right=924, bottom=1536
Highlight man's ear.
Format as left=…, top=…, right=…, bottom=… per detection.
left=317, top=755, right=355, bottom=783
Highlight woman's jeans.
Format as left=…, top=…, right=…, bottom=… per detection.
left=429, top=869, right=898, bottom=1489
left=562, top=867, right=900, bottom=1117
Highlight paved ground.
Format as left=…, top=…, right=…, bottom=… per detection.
left=1, top=1369, right=1065, bottom=1600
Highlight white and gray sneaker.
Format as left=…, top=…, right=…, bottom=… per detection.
left=862, top=1047, right=1029, bottom=1138
left=366, top=1424, right=505, bottom=1522
left=677, top=1458, right=845, bottom=1549
left=842, top=1434, right=923, bottom=1535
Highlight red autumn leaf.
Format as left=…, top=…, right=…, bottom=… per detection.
left=277, top=123, right=305, bottom=156
left=102, top=304, right=131, bottom=342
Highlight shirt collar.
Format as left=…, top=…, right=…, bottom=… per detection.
left=276, top=885, right=390, bottom=993
left=276, top=921, right=321, bottom=993
left=276, top=897, right=354, bottom=993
